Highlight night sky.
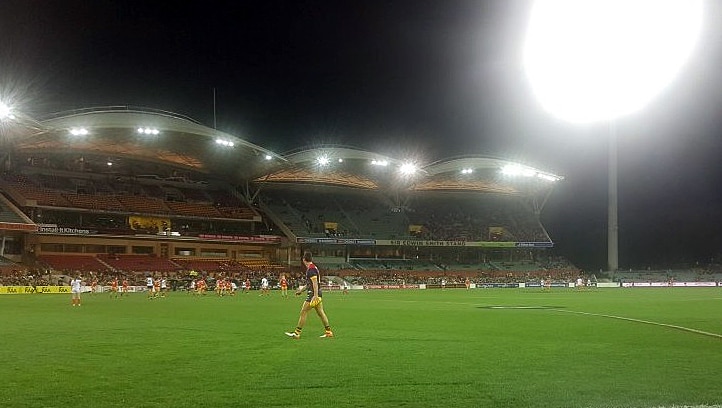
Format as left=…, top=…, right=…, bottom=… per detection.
left=2, top=1, right=722, bottom=271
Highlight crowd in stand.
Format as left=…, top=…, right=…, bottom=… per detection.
left=261, top=186, right=550, bottom=242
left=0, top=270, right=52, bottom=286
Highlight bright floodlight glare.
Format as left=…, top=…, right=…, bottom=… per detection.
left=138, top=127, right=160, bottom=135
left=0, top=102, right=12, bottom=119
left=501, top=164, right=536, bottom=177
left=537, top=173, right=559, bottom=182
left=316, top=156, right=330, bottom=166
left=215, top=139, right=234, bottom=147
left=399, top=162, right=417, bottom=176
left=524, top=0, right=702, bottom=123
left=264, top=154, right=273, bottom=161
left=461, top=168, right=473, bottom=175
left=371, top=159, right=388, bottom=166
left=70, top=127, right=89, bottom=136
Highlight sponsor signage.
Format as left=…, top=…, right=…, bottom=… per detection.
left=199, top=234, right=281, bottom=244
left=296, top=237, right=376, bottom=245
left=2, top=285, right=154, bottom=294
left=35, top=286, right=72, bottom=294
left=0, top=286, right=37, bottom=294
left=38, top=224, right=92, bottom=235
left=622, top=281, right=718, bottom=287
left=475, top=283, right=521, bottom=288
left=363, top=284, right=420, bottom=290
left=515, top=242, right=554, bottom=248
left=525, top=282, right=570, bottom=288
left=296, top=238, right=554, bottom=248
left=368, top=240, right=552, bottom=248
left=385, top=240, right=468, bottom=247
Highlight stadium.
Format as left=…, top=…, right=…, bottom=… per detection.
left=2, top=106, right=722, bottom=408
left=0, top=105, right=575, bottom=289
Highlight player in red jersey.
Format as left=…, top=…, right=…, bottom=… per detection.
left=153, top=277, right=161, bottom=298
left=216, top=278, right=226, bottom=297
left=121, top=278, right=129, bottom=296
left=243, top=278, right=251, bottom=294
left=197, top=278, right=207, bottom=295
left=110, top=277, right=119, bottom=298
left=280, top=274, right=288, bottom=298
left=285, top=252, right=333, bottom=339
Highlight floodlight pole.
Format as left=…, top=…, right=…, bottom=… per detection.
left=608, top=119, right=619, bottom=273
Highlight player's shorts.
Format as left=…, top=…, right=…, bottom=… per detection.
left=305, top=293, right=323, bottom=304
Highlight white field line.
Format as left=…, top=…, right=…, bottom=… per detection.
left=550, top=308, right=722, bottom=340
left=651, top=406, right=722, bottom=408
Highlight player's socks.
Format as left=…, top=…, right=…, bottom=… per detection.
left=320, top=326, right=333, bottom=338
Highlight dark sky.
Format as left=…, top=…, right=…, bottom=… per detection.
left=1, top=0, right=722, bottom=271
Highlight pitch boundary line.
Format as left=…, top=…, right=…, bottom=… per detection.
left=550, top=308, right=722, bottom=340
left=649, top=406, right=722, bottom=408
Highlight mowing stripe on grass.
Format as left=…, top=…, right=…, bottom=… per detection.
left=552, top=308, right=722, bottom=340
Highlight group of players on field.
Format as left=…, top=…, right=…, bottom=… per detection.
left=89, top=277, right=131, bottom=297
left=84, top=272, right=342, bottom=300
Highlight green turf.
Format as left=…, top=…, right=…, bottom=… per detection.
left=1, top=288, right=721, bottom=408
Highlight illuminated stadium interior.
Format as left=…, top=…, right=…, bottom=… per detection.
left=0, top=106, right=573, bottom=283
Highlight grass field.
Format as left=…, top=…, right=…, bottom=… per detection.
left=1, top=287, right=721, bottom=408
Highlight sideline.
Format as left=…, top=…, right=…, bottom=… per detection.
left=550, top=308, right=722, bottom=340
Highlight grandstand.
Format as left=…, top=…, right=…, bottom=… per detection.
left=0, top=106, right=577, bottom=282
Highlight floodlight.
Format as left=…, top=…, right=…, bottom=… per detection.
left=501, top=164, right=535, bottom=178
left=138, top=127, right=159, bottom=135
left=399, top=162, right=417, bottom=176
left=371, top=159, right=388, bottom=166
left=264, top=154, right=273, bottom=161
left=524, top=0, right=702, bottom=123
left=461, top=168, right=473, bottom=175
left=524, top=0, right=702, bottom=273
left=316, top=156, right=330, bottom=166
left=70, top=127, right=89, bottom=136
left=215, top=138, right=234, bottom=147
left=0, top=102, right=14, bottom=120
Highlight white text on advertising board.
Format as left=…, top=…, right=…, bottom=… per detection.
left=388, top=240, right=466, bottom=247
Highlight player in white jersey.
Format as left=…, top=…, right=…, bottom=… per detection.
left=70, top=276, right=83, bottom=306
left=146, top=276, right=154, bottom=299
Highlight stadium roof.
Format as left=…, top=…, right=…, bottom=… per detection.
left=1, top=106, right=288, bottom=180
left=1, top=106, right=563, bottom=195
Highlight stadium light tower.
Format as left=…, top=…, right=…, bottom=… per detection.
left=523, top=0, right=702, bottom=272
